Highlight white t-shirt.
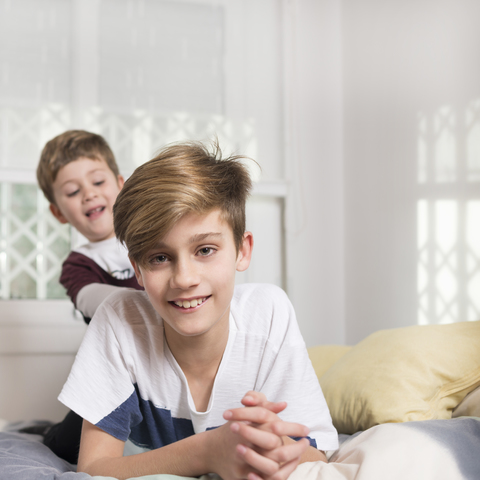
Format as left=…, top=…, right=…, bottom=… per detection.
left=69, top=237, right=138, bottom=319
left=59, top=283, right=338, bottom=451
left=73, top=237, right=135, bottom=280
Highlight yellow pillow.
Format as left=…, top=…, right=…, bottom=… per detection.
left=319, top=321, right=480, bottom=434
left=308, top=345, right=352, bottom=378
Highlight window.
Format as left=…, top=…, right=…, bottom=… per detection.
left=0, top=0, right=287, bottom=302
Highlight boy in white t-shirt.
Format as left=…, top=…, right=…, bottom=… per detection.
left=37, top=130, right=143, bottom=324
left=34, top=130, right=143, bottom=462
left=59, top=141, right=338, bottom=479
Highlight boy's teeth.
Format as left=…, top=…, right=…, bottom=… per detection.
left=174, top=298, right=206, bottom=308
left=87, top=207, right=103, bottom=216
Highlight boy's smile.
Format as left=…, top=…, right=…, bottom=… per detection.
left=171, top=296, right=209, bottom=309
left=49, top=157, right=124, bottom=243
left=131, top=209, right=253, bottom=344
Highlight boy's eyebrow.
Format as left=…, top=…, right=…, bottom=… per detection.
left=189, top=232, right=223, bottom=243
left=58, top=168, right=106, bottom=187
left=154, top=232, right=223, bottom=249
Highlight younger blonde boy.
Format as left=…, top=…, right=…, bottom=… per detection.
left=37, top=130, right=143, bottom=323
left=35, top=130, right=143, bottom=464
left=58, top=141, right=338, bottom=479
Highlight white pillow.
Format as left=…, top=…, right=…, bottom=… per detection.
left=452, top=385, right=480, bottom=417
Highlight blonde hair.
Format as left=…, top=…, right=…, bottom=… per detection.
left=114, top=141, right=253, bottom=268
left=37, top=130, right=120, bottom=205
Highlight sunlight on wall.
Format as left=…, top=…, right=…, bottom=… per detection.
left=417, top=101, right=480, bottom=325
left=434, top=106, right=456, bottom=183
left=467, top=201, right=480, bottom=319
left=467, top=100, right=480, bottom=182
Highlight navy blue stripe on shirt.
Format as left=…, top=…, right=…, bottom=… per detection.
left=291, top=435, right=317, bottom=448
left=96, top=384, right=195, bottom=449
left=95, top=384, right=316, bottom=450
left=96, top=388, right=142, bottom=441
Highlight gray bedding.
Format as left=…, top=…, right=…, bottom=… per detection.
left=0, top=431, right=89, bottom=480
left=1, top=417, right=480, bottom=480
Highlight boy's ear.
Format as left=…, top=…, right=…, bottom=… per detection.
left=130, top=257, right=145, bottom=287
left=117, top=175, right=125, bottom=189
left=236, top=231, right=253, bottom=272
left=49, top=203, right=69, bottom=224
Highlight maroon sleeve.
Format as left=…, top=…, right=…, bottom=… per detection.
left=60, top=251, right=143, bottom=308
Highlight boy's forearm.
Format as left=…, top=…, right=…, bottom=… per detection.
left=76, top=283, right=124, bottom=319
left=303, top=445, right=328, bottom=463
left=79, top=430, right=212, bottom=479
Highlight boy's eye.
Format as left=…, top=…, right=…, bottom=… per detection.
left=198, top=247, right=215, bottom=256
left=151, top=254, right=168, bottom=264
left=94, top=180, right=105, bottom=186
left=66, top=189, right=79, bottom=197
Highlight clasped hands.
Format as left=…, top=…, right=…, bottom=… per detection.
left=215, top=391, right=310, bottom=480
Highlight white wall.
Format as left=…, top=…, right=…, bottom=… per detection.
left=342, top=0, right=480, bottom=344
left=285, top=0, right=480, bottom=346
left=283, top=0, right=345, bottom=346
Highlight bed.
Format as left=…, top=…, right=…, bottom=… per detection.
left=1, top=320, right=480, bottom=480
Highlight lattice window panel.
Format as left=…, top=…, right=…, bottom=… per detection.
left=0, top=107, right=257, bottom=301
left=0, top=182, right=70, bottom=299
left=0, top=105, right=71, bottom=170
left=86, top=109, right=257, bottom=174
left=417, top=102, right=480, bottom=325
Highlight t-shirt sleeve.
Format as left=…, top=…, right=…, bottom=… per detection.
left=245, top=285, right=339, bottom=451
left=76, top=283, right=126, bottom=320
left=60, top=252, right=107, bottom=307
left=58, top=297, right=142, bottom=441
left=60, top=251, right=143, bottom=323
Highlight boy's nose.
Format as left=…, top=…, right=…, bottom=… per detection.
left=170, top=260, right=200, bottom=290
left=82, top=186, right=98, bottom=202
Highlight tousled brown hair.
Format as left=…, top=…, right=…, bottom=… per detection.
left=114, top=141, right=253, bottom=268
left=37, top=130, right=119, bottom=205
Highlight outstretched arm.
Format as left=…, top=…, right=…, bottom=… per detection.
left=76, top=283, right=126, bottom=319
left=77, top=420, right=210, bottom=479
left=78, top=416, right=292, bottom=480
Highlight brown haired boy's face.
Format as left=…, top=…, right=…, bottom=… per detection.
left=131, top=209, right=253, bottom=344
left=49, top=157, right=124, bottom=243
